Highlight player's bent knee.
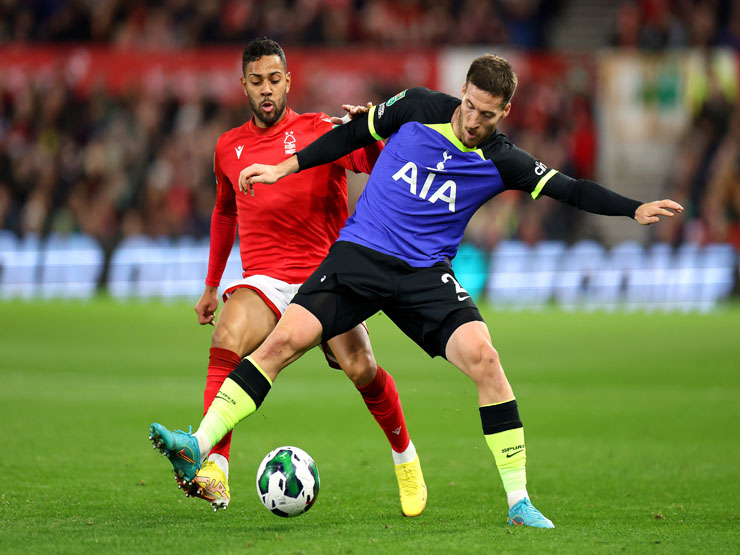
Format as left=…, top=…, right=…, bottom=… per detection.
left=259, top=331, right=291, bottom=358
left=341, top=352, right=377, bottom=387
left=465, top=339, right=499, bottom=367
left=259, top=328, right=310, bottom=365
left=483, top=344, right=501, bottom=368
left=210, top=321, right=242, bottom=352
left=465, top=343, right=502, bottom=383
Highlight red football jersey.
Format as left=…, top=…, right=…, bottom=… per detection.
left=206, top=108, right=382, bottom=286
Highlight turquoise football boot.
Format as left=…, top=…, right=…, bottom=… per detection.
left=507, top=498, right=555, bottom=528
left=149, top=423, right=201, bottom=483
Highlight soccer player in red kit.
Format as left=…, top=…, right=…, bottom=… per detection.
left=179, top=38, right=426, bottom=516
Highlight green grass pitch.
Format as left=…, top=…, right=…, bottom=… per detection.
left=1, top=299, right=739, bottom=553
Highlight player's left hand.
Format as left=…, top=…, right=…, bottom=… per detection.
left=329, top=102, right=373, bottom=125
left=634, top=199, right=684, bottom=225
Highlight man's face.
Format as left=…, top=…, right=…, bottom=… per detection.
left=240, top=55, right=291, bottom=128
left=454, top=82, right=511, bottom=148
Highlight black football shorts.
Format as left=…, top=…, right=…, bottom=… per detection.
left=292, top=241, right=483, bottom=358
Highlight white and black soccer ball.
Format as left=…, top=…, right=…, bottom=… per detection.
left=255, top=446, right=320, bottom=517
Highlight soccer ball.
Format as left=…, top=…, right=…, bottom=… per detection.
left=256, top=446, right=320, bottom=517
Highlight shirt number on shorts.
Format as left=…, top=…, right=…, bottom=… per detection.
left=441, top=273, right=471, bottom=301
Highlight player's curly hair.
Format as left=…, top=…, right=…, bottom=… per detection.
left=242, top=37, right=287, bottom=74
left=466, top=54, right=518, bottom=106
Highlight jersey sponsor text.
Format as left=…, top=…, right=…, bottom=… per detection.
left=392, top=161, right=457, bottom=212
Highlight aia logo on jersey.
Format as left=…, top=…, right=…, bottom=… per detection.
left=392, top=161, right=457, bottom=212
left=534, top=161, right=547, bottom=176
left=284, top=131, right=296, bottom=155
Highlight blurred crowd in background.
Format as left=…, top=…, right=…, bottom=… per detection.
left=0, top=78, right=240, bottom=248
left=611, top=0, right=740, bottom=50
left=660, top=63, right=740, bottom=248
left=0, top=0, right=560, bottom=49
left=0, top=0, right=739, bottom=261
left=1, top=0, right=740, bottom=50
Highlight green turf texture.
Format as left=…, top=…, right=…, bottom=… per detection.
left=1, top=299, right=739, bottom=553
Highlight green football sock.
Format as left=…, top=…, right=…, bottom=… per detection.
left=485, top=427, right=527, bottom=494
left=196, top=356, right=273, bottom=449
left=480, top=400, right=527, bottom=495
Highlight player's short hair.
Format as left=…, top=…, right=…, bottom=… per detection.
left=466, top=54, right=518, bottom=105
left=242, top=37, right=287, bottom=74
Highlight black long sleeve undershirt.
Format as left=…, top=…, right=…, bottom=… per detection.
left=542, top=177, right=642, bottom=218
left=296, top=115, right=375, bottom=171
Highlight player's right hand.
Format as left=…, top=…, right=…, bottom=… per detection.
left=239, top=163, right=281, bottom=196
left=634, top=199, right=684, bottom=225
left=239, top=156, right=299, bottom=195
left=195, top=286, right=219, bottom=326
left=329, top=102, right=373, bottom=125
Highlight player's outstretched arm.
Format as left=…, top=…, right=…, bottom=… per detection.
left=537, top=172, right=683, bottom=223
left=500, top=147, right=685, bottom=225
left=239, top=112, right=377, bottom=196
left=634, top=199, right=684, bottom=225
left=195, top=285, right=220, bottom=326
left=238, top=156, right=300, bottom=196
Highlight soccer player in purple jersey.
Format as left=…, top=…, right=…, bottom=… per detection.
left=150, top=54, right=682, bottom=528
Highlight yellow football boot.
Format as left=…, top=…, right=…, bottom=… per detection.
left=183, top=460, right=231, bottom=511
left=394, top=454, right=427, bottom=517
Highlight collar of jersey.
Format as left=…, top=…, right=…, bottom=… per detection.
left=247, top=107, right=297, bottom=135
left=424, top=123, right=485, bottom=159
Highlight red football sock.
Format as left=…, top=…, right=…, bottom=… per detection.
left=357, top=366, right=410, bottom=453
left=203, top=347, right=243, bottom=459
